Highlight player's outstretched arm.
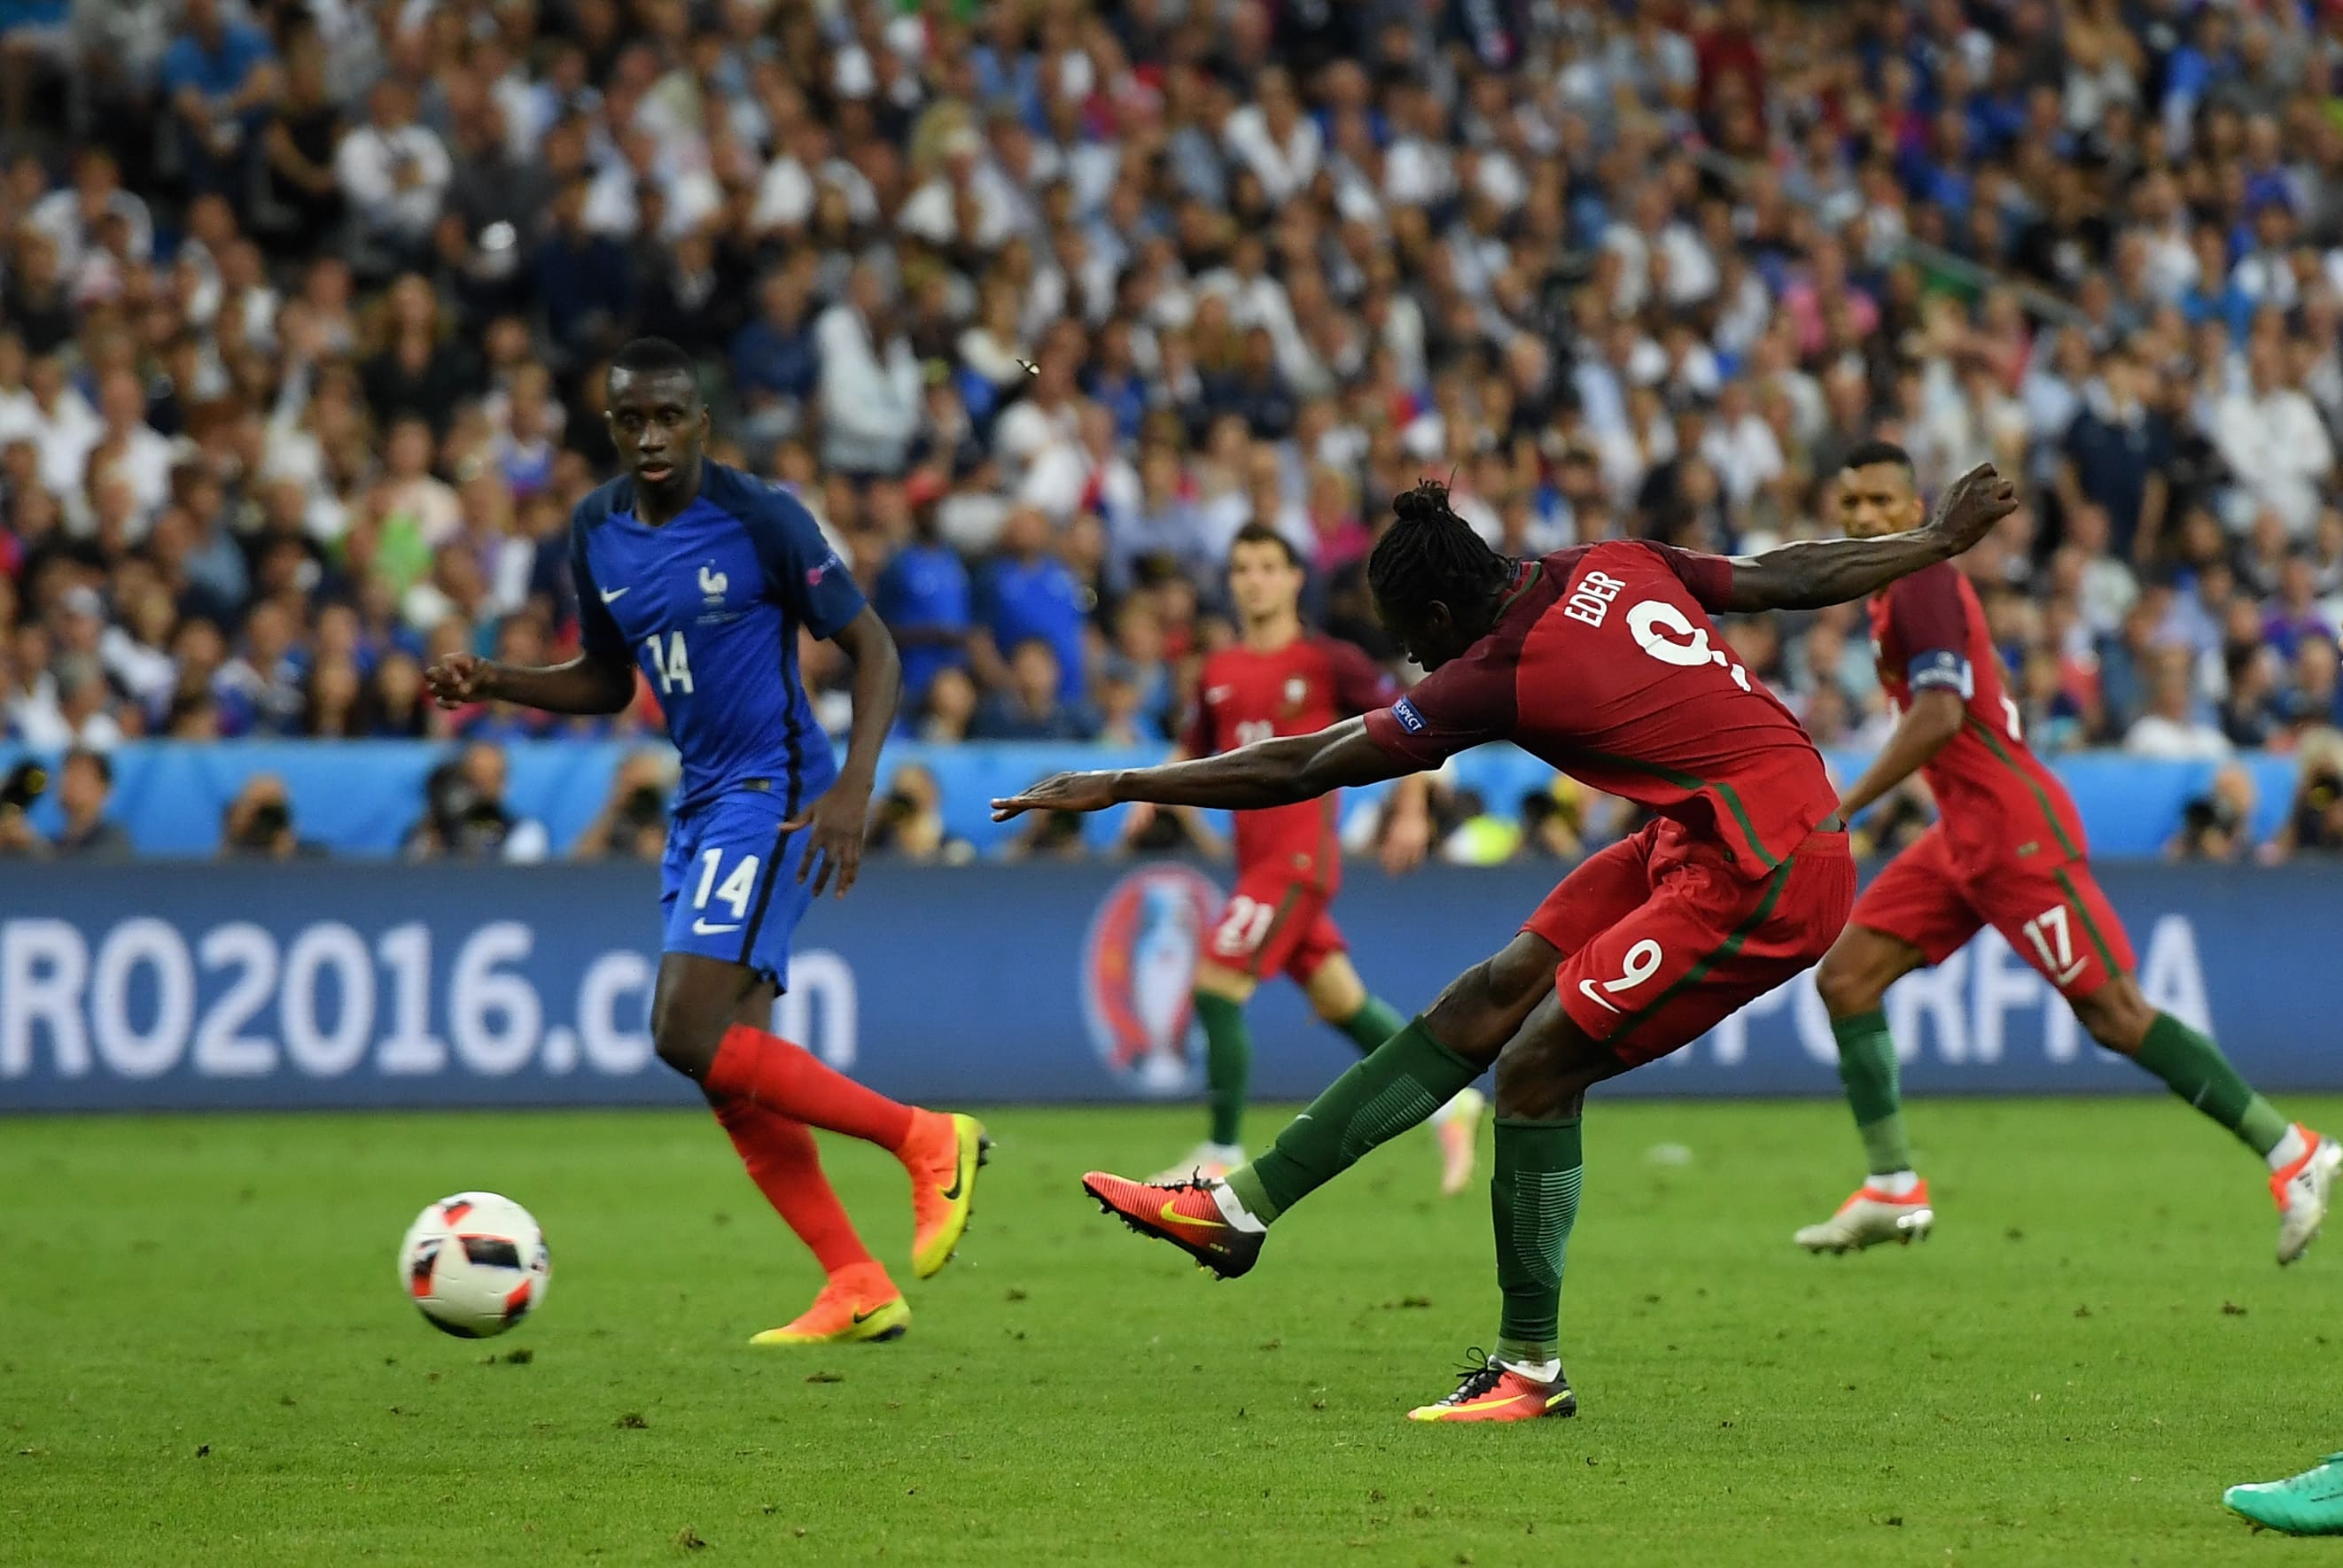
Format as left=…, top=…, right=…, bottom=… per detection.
left=424, top=649, right=635, bottom=715
left=1834, top=688, right=1964, bottom=819
left=991, top=717, right=1408, bottom=821
left=1716, top=463, right=2019, bottom=613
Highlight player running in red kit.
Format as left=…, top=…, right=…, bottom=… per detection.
left=994, top=464, right=2020, bottom=1423
left=1794, top=441, right=2337, bottom=1263
left=1139, top=525, right=1480, bottom=1193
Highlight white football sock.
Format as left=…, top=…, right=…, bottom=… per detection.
left=1201, top=1141, right=1244, bottom=1166
left=1498, top=1356, right=1561, bottom=1383
left=1871, top=1169, right=1921, bottom=1199
left=2269, top=1125, right=2310, bottom=1174
left=1209, top=1181, right=1268, bottom=1233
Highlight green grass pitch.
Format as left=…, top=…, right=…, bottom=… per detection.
left=4, top=1098, right=2339, bottom=1566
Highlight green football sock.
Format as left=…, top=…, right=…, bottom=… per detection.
left=1194, top=990, right=1249, bottom=1148
left=2132, top=1012, right=2288, bottom=1157
left=1335, top=994, right=1408, bottom=1057
left=1225, top=1017, right=1481, bottom=1223
left=1492, top=1116, right=1582, bottom=1367
left=1833, top=1009, right=1912, bottom=1176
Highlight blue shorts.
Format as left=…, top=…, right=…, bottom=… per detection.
left=659, top=789, right=816, bottom=988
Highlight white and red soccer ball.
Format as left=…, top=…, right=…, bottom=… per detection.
left=398, top=1192, right=550, bottom=1339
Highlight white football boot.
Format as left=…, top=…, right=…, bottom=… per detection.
left=1794, top=1178, right=1935, bottom=1254
left=2273, top=1127, right=2342, bottom=1265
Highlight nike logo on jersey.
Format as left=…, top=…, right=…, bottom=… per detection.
left=1577, top=979, right=1623, bottom=1014
left=1205, top=686, right=1234, bottom=703
left=600, top=586, right=631, bottom=602
left=691, top=918, right=742, bottom=935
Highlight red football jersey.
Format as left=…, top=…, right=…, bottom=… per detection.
left=1868, top=562, right=2090, bottom=864
left=1185, top=634, right=1400, bottom=889
left=1362, top=542, right=1837, bottom=881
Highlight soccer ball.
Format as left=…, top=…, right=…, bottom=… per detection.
left=399, top=1192, right=551, bottom=1339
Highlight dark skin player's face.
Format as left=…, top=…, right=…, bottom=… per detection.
left=605, top=367, right=709, bottom=513
left=1836, top=462, right=1927, bottom=539
left=1376, top=594, right=1475, bottom=672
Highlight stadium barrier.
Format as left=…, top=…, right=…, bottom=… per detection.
left=0, top=859, right=2330, bottom=1113
left=0, top=740, right=2309, bottom=858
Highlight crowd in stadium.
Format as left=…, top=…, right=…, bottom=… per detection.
left=2, top=0, right=2342, bottom=861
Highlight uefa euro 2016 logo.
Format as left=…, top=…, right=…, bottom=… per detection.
left=1080, top=865, right=1224, bottom=1096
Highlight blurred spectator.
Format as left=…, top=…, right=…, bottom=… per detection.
left=220, top=771, right=311, bottom=859
left=2126, top=648, right=2232, bottom=760
left=403, top=741, right=548, bottom=863
left=335, top=78, right=449, bottom=264
left=868, top=762, right=974, bottom=866
left=0, top=754, right=46, bottom=855
left=161, top=0, right=279, bottom=208
left=2264, top=731, right=2343, bottom=861
left=50, top=746, right=129, bottom=858
left=2168, top=763, right=2257, bottom=864
left=572, top=749, right=673, bottom=863
left=874, top=477, right=972, bottom=706
left=969, top=638, right=1096, bottom=741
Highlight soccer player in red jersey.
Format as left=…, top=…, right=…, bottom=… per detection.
left=1138, top=525, right=1481, bottom=1192
left=994, top=465, right=2020, bottom=1422
left=1794, top=442, right=2337, bottom=1262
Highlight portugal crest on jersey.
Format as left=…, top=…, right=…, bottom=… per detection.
left=1080, top=865, right=1224, bottom=1096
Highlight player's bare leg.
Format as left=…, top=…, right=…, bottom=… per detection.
left=1305, top=953, right=1484, bottom=1197
left=1410, top=990, right=1621, bottom=1422
left=1153, top=959, right=1259, bottom=1183
left=1086, top=930, right=1555, bottom=1277
left=655, top=953, right=988, bottom=1317
left=1801, top=925, right=1937, bottom=1253
left=2070, top=976, right=2338, bottom=1264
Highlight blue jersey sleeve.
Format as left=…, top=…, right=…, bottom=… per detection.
left=741, top=484, right=866, bottom=640
left=568, top=501, right=628, bottom=664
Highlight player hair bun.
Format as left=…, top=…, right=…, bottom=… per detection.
left=1395, top=480, right=1455, bottom=525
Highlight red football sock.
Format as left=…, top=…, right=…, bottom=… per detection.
left=712, top=1098, right=876, bottom=1277
left=706, top=1023, right=918, bottom=1153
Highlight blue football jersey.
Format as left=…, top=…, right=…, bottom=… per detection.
left=571, top=464, right=865, bottom=814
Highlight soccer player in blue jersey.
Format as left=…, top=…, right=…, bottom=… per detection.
left=425, top=338, right=985, bottom=1346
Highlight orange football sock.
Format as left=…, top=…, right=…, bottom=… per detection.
left=706, top=1023, right=918, bottom=1153
left=712, top=1098, right=878, bottom=1278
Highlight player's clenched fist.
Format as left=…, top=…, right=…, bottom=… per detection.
left=1924, top=462, right=2020, bottom=555
left=424, top=651, right=494, bottom=708
left=991, top=771, right=1121, bottom=821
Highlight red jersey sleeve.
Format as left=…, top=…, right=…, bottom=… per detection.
left=1178, top=671, right=1213, bottom=755
left=1886, top=565, right=1975, bottom=696
left=1635, top=540, right=1737, bottom=612
left=1320, top=638, right=1401, bottom=717
left=1361, top=644, right=1515, bottom=768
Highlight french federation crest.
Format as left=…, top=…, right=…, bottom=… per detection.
left=1081, top=865, right=1224, bottom=1096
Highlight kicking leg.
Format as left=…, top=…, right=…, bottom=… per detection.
left=1304, top=951, right=1484, bottom=1197
left=1082, top=930, right=1560, bottom=1277
left=2074, top=975, right=2339, bottom=1264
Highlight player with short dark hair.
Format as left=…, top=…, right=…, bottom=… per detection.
left=994, top=464, right=2020, bottom=1421
left=1138, top=524, right=1480, bottom=1193
left=426, top=338, right=986, bottom=1346
left=1792, top=440, right=2335, bottom=1261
